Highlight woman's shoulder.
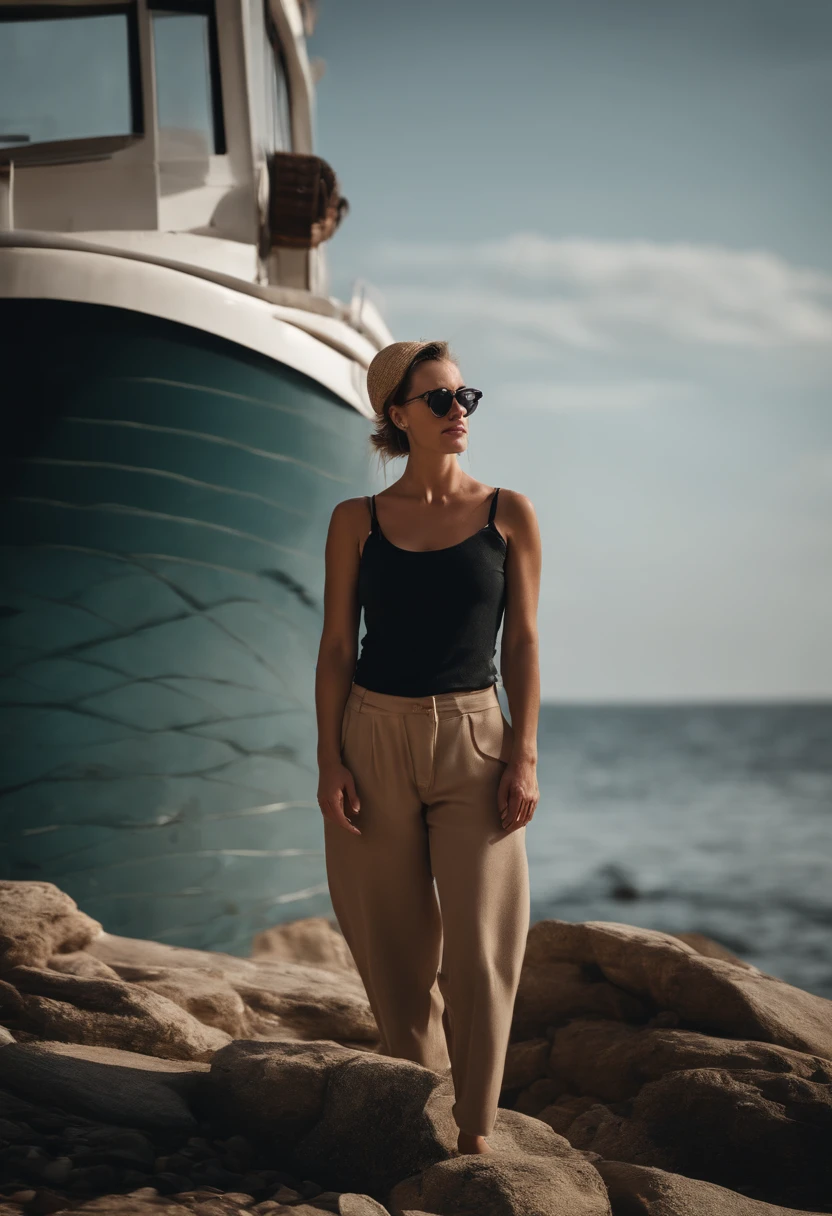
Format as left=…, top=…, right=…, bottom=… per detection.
left=490, top=487, right=539, bottom=548
left=491, top=486, right=536, bottom=516
left=331, top=494, right=373, bottom=517
left=328, top=496, right=374, bottom=540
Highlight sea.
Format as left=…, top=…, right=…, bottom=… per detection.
left=514, top=700, right=832, bottom=1000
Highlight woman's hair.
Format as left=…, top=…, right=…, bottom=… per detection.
left=369, top=340, right=457, bottom=464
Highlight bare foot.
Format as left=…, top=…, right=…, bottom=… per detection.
left=456, top=1129, right=493, bottom=1155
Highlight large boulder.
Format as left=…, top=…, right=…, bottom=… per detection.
left=88, top=932, right=378, bottom=1045
left=669, top=930, right=757, bottom=970
left=0, top=1040, right=204, bottom=1129
left=250, top=915, right=360, bottom=974
left=538, top=1094, right=604, bottom=1136
left=596, top=1160, right=829, bottom=1215
left=502, top=1037, right=550, bottom=1089
left=0, top=881, right=101, bottom=973
left=389, top=1146, right=611, bottom=1216
left=567, top=1066, right=832, bottom=1209
left=525, top=920, right=832, bottom=1059
left=512, top=960, right=649, bottom=1040
left=513, top=1076, right=562, bottom=1117
left=206, top=1038, right=453, bottom=1197
left=0, top=966, right=231, bottom=1060
left=548, top=1017, right=832, bottom=1102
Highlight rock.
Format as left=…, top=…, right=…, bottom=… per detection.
left=251, top=917, right=359, bottom=975
left=222, top=959, right=376, bottom=1044
left=566, top=1067, right=832, bottom=1209
left=88, top=932, right=378, bottom=1045
left=101, top=964, right=249, bottom=1039
left=388, top=1144, right=611, bottom=1216
left=512, top=961, right=649, bottom=1039
left=547, top=1017, right=832, bottom=1102
left=0, top=1024, right=14, bottom=1045
left=207, top=1039, right=449, bottom=1196
left=339, top=1195, right=392, bottom=1215
left=525, top=920, right=832, bottom=1060
left=668, top=931, right=757, bottom=970
left=512, top=1076, right=562, bottom=1117
left=207, top=1039, right=356, bottom=1143
left=537, top=1095, right=603, bottom=1136
left=0, top=1041, right=205, bottom=1130
left=46, top=952, right=122, bottom=981
left=0, top=965, right=231, bottom=1060
left=596, top=1159, right=829, bottom=1214
left=0, top=882, right=102, bottom=974
left=502, top=1037, right=550, bottom=1089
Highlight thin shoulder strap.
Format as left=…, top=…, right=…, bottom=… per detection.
left=367, top=494, right=379, bottom=534
left=487, top=486, right=501, bottom=527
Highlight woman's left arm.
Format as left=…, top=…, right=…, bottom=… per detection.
left=498, top=490, right=542, bottom=832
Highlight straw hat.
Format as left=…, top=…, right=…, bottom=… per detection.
left=366, top=340, right=445, bottom=416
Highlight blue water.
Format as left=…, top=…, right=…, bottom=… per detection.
left=517, top=701, right=832, bottom=1000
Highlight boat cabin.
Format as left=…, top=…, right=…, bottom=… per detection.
left=0, top=0, right=338, bottom=292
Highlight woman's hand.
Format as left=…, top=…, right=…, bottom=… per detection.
left=317, top=761, right=362, bottom=835
left=498, top=758, right=539, bottom=833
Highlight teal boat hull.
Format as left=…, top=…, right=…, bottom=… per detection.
left=0, top=300, right=371, bottom=954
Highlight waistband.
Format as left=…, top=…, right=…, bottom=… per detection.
left=347, top=681, right=500, bottom=718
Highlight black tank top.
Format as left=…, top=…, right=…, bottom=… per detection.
left=352, top=488, right=507, bottom=696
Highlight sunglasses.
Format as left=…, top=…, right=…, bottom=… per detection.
left=399, top=386, right=483, bottom=418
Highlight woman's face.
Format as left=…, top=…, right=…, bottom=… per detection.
left=390, top=358, right=470, bottom=453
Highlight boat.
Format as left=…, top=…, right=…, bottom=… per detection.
left=0, top=0, right=393, bottom=953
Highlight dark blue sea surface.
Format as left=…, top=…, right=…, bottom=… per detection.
left=519, top=701, right=832, bottom=999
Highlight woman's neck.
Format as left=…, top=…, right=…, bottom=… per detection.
left=391, top=456, right=471, bottom=503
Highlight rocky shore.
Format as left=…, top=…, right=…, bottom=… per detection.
left=0, top=880, right=830, bottom=1215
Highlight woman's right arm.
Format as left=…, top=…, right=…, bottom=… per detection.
left=315, top=498, right=363, bottom=835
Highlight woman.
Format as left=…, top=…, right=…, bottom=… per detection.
left=315, top=339, right=541, bottom=1156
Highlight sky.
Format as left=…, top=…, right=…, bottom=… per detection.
left=307, top=0, right=832, bottom=703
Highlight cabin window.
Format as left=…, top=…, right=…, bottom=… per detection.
left=0, top=5, right=142, bottom=151
left=149, top=0, right=226, bottom=156
left=264, top=3, right=292, bottom=151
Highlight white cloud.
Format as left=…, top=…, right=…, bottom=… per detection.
left=367, top=233, right=832, bottom=350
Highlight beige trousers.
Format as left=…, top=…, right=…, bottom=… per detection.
left=323, top=680, right=530, bottom=1138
